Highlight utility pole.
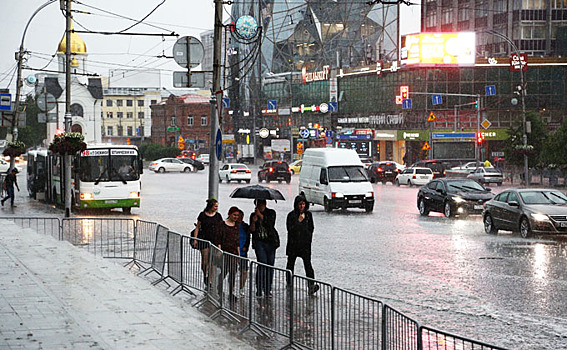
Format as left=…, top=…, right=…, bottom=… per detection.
left=208, top=0, right=223, bottom=200
left=64, top=0, right=72, bottom=217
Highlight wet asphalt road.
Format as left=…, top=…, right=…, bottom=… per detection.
left=5, top=166, right=567, bottom=350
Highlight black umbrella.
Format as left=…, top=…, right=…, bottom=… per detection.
left=229, top=184, right=285, bottom=201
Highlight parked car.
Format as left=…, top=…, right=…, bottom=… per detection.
left=149, top=158, right=194, bottom=173
left=258, top=161, right=291, bottom=183
left=411, top=160, right=448, bottom=178
left=367, top=162, right=400, bottom=184
left=177, top=150, right=197, bottom=159
left=197, top=154, right=210, bottom=164
left=451, top=161, right=482, bottom=172
left=417, top=178, right=494, bottom=217
left=289, top=160, right=302, bottom=174
left=467, top=167, right=504, bottom=186
left=359, top=157, right=373, bottom=169
left=178, top=157, right=204, bottom=171
left=219, top=163, right=251, bottom=183
left=483, top=189, right=567, bottom=238
left=395, top=167, right=433, bottom=186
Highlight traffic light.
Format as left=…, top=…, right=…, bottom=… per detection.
left=400, top=86, right=409, bottom=99
left=476, top=132, right=484, bottom=144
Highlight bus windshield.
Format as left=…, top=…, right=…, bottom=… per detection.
left=79, top=149, right=140, bottom=182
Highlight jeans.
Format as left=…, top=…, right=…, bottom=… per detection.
left=2, top=187, right=15, bottom=206
left=254, top=240, right=276, bottom=296
left=286, top=252, right=315, bottom=287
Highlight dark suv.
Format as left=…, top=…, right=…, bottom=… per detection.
left=367, top=162, right=399, bottom=183
left=258, top=161, right=291, bottom=183
left=410, top=160, right=447, bottom=178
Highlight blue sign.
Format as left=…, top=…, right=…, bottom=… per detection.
left=268, top=100, right=278, bottom=110
left=432, top=132, right=475, bottom=140
left=299, top=129, right=310, bottom=139
left=0, top=94, right=12, bottom=111
left=222, top=97, right=230, bottom=108
left=328, top=101, right=338, bottom=112
left=336, top=134, right=372, bottom=140
left=215, top=129, right=222, bottom=160
left=402, top=98, right=412, bottom=109
left=432, top=95, right=443, bottom=105
left=485, top=85, right=496, bottom=96
left=325, top=130, right=333, bottom=138
left=326, top=137, right=333, bottom=144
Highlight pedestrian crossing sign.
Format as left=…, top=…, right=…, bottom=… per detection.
left=427, top=111, right=437, bottom=122
left=422, top=142, right=431, bottom=151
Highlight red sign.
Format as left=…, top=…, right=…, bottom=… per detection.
left=510, top=53, right=528, bottom=72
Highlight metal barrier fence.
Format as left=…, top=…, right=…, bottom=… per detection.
left=0, top=215, right=510, bottom=350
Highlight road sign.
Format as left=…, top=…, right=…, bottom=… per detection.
left=485, top=85, right=496, bottom=96
left=433, top=132, right=475, bottom=139
left=326, top=137, right=333, bottom=144
left=328, top=101, right=338, bottom=112
left=259, top=128, right=269, bottom=139
left=167, top=126, right=179, bottom=132
left=481, top=119, right=492, bottom=129
left=178, top=142, right=185, bottom=150
left=268, top=100, right=278, bottom=110
left=178, top=135, right=184, bottom=143
left=222, top=97, right=230, bottom=108
left=299, top=129, right=310, bottom=139
left=422, top=142, right=431, bottom=151
left=172, top=36, right=204, bottom=67
left=432, top=95, right=443, bottom=105
left=0, top=94, right=11, bottom=111
left=215, top=129, right=222, bottom=160
left=427, top=111, right=437, bottom=122
left=173, top=71, right=206, bottom=88
left=297, top=142, right=304, bottom=155
left=325, top=130, right=333, bottom=138
left=37, top=93, right=57, bottom=112
left=402, top=98, right=412, bottom=109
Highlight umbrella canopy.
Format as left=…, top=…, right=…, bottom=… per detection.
left=229, top=184, right=285, bottom=201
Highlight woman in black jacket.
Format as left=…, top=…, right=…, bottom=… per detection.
left=250, top=199, right=279, bottom=297
left=286, top=195, right=319, bottom=295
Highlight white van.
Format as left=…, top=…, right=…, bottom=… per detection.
left=299, top=148, right=374, bottom=212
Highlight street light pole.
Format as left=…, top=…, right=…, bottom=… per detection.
left=64, top=0, right=73, bottom=217
left=486, top=29, right=529, bottom=185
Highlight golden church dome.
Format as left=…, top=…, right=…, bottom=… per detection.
left=57, top=23, right=87, bottom=54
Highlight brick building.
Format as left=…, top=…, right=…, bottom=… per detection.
left=150, top=94, right=232, bottom=151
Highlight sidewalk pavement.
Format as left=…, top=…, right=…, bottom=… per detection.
left=0, top=220, right=254, bottom=350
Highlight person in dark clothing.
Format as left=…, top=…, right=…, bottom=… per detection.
left=237, top=209, right=250, bottom=296
left=192, top=199, right=223, bottom=287
left=2, top=168, right=20, bottom=207
left=286, top=195, right=319, bottom=295
left=250, top=199, right=279, bottom=298
left=217, top=206, right=241, bottom=299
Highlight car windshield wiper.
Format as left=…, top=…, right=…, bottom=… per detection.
left=547, top=192, right=567, bottom=205
left=462, top=185, right=484, bottom=191
left=94, top=168, right=107, bottom=185
left=114, top=171, right=128, bottom=185
left=449, top=184, right=466, bottom=191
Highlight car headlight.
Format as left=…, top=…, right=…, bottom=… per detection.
left=531, top=213, right=549, bottom=221
left=365, top=192, right=374, bottom=198
left=80, top=192, right=93, bottom=200
left=452, top=196, right=465, bottom=203
left=331, top=192, right=344, bottom=198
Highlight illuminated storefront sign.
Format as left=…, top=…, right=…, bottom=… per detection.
left=400, top=32, right=476, bottom=67
left=302, top=65, right=330, bottom=84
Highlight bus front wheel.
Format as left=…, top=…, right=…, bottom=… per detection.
left=123, top=207, right=132, bottom=215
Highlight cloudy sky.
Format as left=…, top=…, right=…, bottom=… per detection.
left=0, top=0, right=420, bottom=93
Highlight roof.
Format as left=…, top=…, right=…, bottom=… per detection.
left=179, top=94, right=210, bottom=104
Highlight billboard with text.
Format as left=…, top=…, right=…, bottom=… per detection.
left=400, top=32, right=476, bottom=67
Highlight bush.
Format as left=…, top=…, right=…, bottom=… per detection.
left=138, top=143, right=180, bottom=161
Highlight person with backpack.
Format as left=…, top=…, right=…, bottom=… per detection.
left=1, top=168, right=20, bottom=207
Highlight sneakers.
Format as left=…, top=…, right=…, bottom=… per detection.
left=308, top=284, right=320, bottom=296
left=239, top=288, right=245, bottom=296
left=1, top=200, right=4, bottom=207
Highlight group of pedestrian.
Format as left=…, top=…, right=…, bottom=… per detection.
left=191, top=194, right=319, bottom=299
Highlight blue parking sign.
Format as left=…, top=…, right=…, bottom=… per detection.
left=402, top=98, right=412, bottom=109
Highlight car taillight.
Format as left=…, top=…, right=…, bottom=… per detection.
left=331, top=192, right=336, bottom=198
left=269, top=167, right=273, bottom=173
left=245, top=170, right=251, bottom=173
left=377, top=167, right=383, bottom=172
left=231, top=170, right=237, bottom=173
left=443, top=170, right=447, bottom=175
left=150, top=162, right=157, bottom=166
left=413, top=174, right=417, bottom=179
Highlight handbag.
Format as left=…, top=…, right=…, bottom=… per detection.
left=189, top=223, right=199, bottom=250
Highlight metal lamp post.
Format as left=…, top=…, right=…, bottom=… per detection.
left=486, top=29, right=529, bottom=186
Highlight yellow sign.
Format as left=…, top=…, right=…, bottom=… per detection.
left=178, top=142, right=185, bottom=150
left=422, top=141, right=431, bottom=151
left=427, top=111, right=437, bottom=122
left=178, top=136, right=184, bottom=143
left=297, top=141, right=304, bottom=155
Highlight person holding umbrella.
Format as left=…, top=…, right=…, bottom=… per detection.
left=250, top=198, right=279, bottom=298
left=192, top=198, right=223, bottom=287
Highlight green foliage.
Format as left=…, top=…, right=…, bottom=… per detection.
left=542, top=118, right=567, bottom=168
left=21, top=95, right=46, bottom=147
left=503, top=111, right=548, bottom=166
left=138, top=143, right=180, bottom=161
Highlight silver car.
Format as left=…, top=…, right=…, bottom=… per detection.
left=467, top=167, right=503, bottom=186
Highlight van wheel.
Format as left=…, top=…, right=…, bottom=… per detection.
left=365, top=204, right=374, bottom=213
left=123, top=207, right=132, bottom=215
left=408, top=180, right=413, bottom=187
left=324, top=197, right=332, bottom=213
left=395, top=179, right=400, bottom=186
left=370, top=177, right=375, bottom=183
left=285, top=179, right=291, bottom=184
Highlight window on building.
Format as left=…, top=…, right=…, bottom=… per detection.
left=106, top=112, right=113, bottom=119
left=187, top=115, right=194, bottom=126
left=116, top=99, right=123, bottom=107
left=441, top=7, right=453, bottom=25
left=138, top=100, right=144, bottom=107
left=201, top=116, right=207, bottom=126
left=117, top=112, right=123, bottom=119
left=106, top=99, right=113, bottom=107
left=117, top=125, right=123, bottom=136
left=126, top=112, right=133, bottom=119
left=552, top=0, right=567, bottom=8
left=171, top=116, right=177, bottom=126
left=127, top=126, right=133, bottom=136
left=138, top=112, right=144, bottom=119
left=425, top=10, right=437, bottom=27
left=522, top=0, right=547, bottom=9
left=150, top=99, right=157, bottom=105
left=107, top=126, right=113, bottom=136
left=126, top=99, right=133, bottom=107
left=522, top=24, right=546, bottom=39
left=458, top=4, right=470, bottom=21
left=475, top=0, right=489, bottom=17
left=494, top=0, right=507, bottom=12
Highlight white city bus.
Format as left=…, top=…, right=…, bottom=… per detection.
left=48, top=144, right=143, bottom=213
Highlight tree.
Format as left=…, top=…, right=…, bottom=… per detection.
left=138, top=143, right=180, bottom=161
left=503, top=111, right=547, bottom=167
left=17, top=95, right=46, bottom=148
left=542, top=118, right=567, bottom=168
